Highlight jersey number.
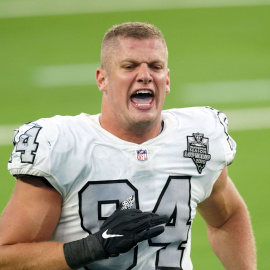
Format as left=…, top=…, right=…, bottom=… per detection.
left=79, top=176, right=192, bottom=270
left=9, top=126, right=41, bottom=164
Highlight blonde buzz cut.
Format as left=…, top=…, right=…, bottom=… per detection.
left=100, top=22, right=168, bottom=70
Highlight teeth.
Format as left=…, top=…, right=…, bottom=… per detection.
left=136, top=90, right=152, bottom=95
left=135, top=103, right=150, bottom=106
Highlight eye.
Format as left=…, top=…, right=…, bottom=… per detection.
left=125, top=65, right=134, bottom=70
left=122, top=63, right=137, bottom=70
left=150, top=63, right=163, bottom=70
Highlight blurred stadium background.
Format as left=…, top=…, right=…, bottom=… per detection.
left=1, top=0, right=270, bottom=268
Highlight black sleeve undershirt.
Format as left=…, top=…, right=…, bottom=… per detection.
left=14, top=174, right=54, bottom=188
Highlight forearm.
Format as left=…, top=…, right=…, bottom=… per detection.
left=0, top=242, right=70, bottom=270
left=207, top=204, right=256, bottom=270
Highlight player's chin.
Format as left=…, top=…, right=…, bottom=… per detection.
left=130, top=111, right=159, bottom=127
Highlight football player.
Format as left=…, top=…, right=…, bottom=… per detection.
left=0, top=22, right=256, bottom=270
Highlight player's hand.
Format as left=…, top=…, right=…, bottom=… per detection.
left=93, top=208, right=169, bottom=257
left=64, top=205, right=168, bottom=269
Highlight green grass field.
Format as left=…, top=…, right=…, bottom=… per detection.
left=1, top=2, right=270, bottom=269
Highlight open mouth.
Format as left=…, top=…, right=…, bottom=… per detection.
left=130, top=90, right=154, bottom=108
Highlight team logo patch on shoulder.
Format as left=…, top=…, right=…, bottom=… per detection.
left=136, top=149, right=148, bottom=162
left=183, top=132, right=211, bottom=174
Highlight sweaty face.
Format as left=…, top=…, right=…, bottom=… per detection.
left=97, top=37, right=170, bottom=133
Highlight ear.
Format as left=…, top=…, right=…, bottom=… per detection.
left=166, top=69, right=170, bottom=93
left=96, top=68, right=107, bottom=92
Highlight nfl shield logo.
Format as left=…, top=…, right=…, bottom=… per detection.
left=136, top=149, right=148, bottom=162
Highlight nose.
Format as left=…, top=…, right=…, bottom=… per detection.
left=137, top=63, right=152, bottom=84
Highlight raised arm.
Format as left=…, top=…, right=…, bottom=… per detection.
left=197, top=168, right=257, bottom=270
left=0, top=176, right=69, bottom=270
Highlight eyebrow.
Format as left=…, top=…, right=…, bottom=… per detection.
left=120, top=59, right=165, bottom=65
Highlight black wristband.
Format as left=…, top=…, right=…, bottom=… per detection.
left=63, top=234, right=108, bottom=269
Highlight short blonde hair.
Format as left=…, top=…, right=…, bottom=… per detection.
left=101, top=22, right=168, bottom=69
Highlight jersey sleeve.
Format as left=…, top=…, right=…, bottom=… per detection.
left=200, top=107, right=237, bottom=200
left=8, top=119, right=64, bottom=196
left=207, top=107, right=236, bottom=167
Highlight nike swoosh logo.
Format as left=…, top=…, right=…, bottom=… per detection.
left=102, top=229, right=124, bottom=239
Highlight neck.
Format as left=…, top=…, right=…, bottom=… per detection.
left=99, top=115, right=162, bottom=144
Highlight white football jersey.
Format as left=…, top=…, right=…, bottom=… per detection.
left=8, top=107, right=236, bottom=270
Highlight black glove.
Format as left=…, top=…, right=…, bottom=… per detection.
left=94, top=208, right=169, bottom=256
left=64, top=207, right=168, bottom=269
